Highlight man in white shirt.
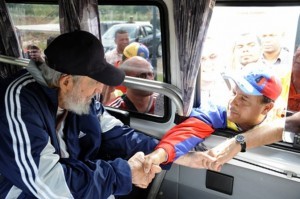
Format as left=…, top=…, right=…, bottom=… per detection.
left=105, top=29, right=130, bottom=65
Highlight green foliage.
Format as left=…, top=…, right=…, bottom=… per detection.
left=7, top=3, right=59, bottom=25
left=99, top=5, right=155, bottom=22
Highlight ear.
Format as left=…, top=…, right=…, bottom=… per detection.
left=59, top=75, right=73, bottom=91
left=262, top=102, right=274, bottom=115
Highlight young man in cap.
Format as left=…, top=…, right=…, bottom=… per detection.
left=0, top=31, right=218, bottom=199
left=143, top=67, right=283, bottom=171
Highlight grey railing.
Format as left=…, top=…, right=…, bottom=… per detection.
left=0, top=54, right=184, bottom=116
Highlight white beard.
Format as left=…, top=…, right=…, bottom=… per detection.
left=63, top=86, right=91, bottom=115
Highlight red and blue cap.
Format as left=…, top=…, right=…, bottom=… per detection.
left=222, top=68, right=282, bottom=101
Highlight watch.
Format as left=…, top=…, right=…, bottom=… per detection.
left=235, top=134, right=246, bottom=152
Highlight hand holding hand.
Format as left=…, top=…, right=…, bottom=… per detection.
left=144, top=148, right=167, bottom=174
left=128, top=152, right=161, bottom=189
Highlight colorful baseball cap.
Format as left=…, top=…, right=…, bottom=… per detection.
left=122, top=42, right=149, bottom=61
left=222, top=67, right=282, bottom=101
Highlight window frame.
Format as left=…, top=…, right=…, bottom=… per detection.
left=195, top=0, right=300, bottom=153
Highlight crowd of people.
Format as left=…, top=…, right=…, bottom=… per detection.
left=200, top=23, right=295, bottom=122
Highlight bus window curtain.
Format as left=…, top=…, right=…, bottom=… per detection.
left=0, top=1, right=23, bottom=79
left=173, top=0, right=215, bottom=115
left=58, top=0, right=101, bottom=39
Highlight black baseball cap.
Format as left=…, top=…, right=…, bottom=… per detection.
left=44, top=30, right=125, bottom=86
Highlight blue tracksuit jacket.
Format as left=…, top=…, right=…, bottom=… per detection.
left=0, top=69, right=158, bottom=199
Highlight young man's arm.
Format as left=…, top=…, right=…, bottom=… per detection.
left=206, top=120, right=283, bottom=168
left=160, top=119, right=284, bottom=172
left=143, top=104, right=227, bottom=173
left=181, top=116, right=291, bottom=171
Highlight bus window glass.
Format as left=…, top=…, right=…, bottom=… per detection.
left=7, top=3, right=165, bottom=117
left=201, top=6, right=300, bottom=141
left=99, top=5, right=164, bottom=117
left=7, top=4, right=59, bottom=58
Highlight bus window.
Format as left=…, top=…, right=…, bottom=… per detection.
left=7, top=3, right=166, bottom=118
left=99, top=5, right=165, bottom=117
left=7, top=4, right=60, bottom=55
left=200, top=6, right=300, bottom=146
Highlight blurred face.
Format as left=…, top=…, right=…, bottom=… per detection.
left=60, top=76, right=103, bottom=115
left=115, top=33, right=129, bottom=53
left=127, top=61, right=154, bottom=96
left=234, top=34, right=261, bottom=66
left=260, top=32, right=281, bottom=53
left=227, top=85, right=270, bottom=130
left=28, top=48, right=41, bottom=62
left=292, top=47, right=300, bottom=86
left=201, top=49, right=219, bottom=86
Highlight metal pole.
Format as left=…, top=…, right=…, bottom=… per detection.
left=151, top=6, right=158, bottom=79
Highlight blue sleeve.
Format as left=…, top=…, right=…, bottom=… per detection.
left=190, top=101, right=228, bottom=129
left=94, top=101, right=159, bottom=160
left=99, top=125, right=159, bottom=160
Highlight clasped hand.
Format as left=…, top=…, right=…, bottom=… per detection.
left=128, top=146, right=227, bottom=189
left=128, top=152, right=162, bottom=189
left=143, top=148, right=222, bottom=172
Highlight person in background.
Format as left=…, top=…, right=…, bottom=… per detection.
left=102, top=42, right=150, bottom=105
left=287, top=46, right=300, bottom=112
left=200, top=37, right=228, bottom=106
left=122, top=42, right=150, bottom=63
left=258, top=24, right=292, bottom=105
left=259, top=25, right=290, bottom=67
left=26, top=44, right=44, bottom=65
left=105, top=29, right=130, bottom=65
left=108, top=56, right=158, bottom=114
left=143, top=67, right=282, bottom=171
left=231, top=32, right=261, bottom=70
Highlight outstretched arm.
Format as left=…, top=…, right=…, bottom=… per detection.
left=205, top=120, right=284, bottom=169
left=143, top=148, right=221, bottom=173
left=153, top=117, right=215, bottom=164
left=167, top=119, right=284, bottom=171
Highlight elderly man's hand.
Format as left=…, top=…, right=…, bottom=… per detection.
left=128, top=152, right=162, bottom=189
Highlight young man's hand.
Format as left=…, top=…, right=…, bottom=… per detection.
left=206, top=138, right=241, bottom=166
left=144, top=147, right=222, bottom=172
left=175, top=151, right=222, bottom=171
left=144, top=148, right=168, bottom=174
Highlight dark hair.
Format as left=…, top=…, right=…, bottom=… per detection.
left=27, top=44, right=40, bottom=50
left=262, top=95, right=274, bottom=104
left=236, top=32, right=261, bottom=45
left=114, top=29, right=128, bottom=39
left=47, top=36, right=56, bottom=47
